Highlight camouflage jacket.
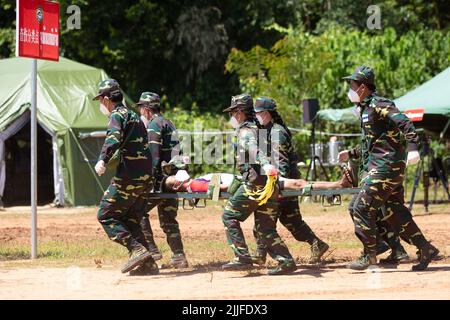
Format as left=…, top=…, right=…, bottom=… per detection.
left=262, top=122, right=300, bottom=179
left=146, top=114, right=180, bottom=176
left=99, top=103, right=152, bottom=183
left=349, top=93, right=419, bottom=176
left=234, top=120, right=271, bottom=185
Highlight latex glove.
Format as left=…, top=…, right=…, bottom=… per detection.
left=338, top=150, right=350, bottom=163
left=263, top=164, right=278, bottom=176
left=95, top=160, right=106, bottom=176
left=406, top=151, right=420, bottom=166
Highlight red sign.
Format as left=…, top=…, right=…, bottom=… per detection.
left=404, top=108, right=425, bottom=122
left=16, top=0, right=60, bottom=61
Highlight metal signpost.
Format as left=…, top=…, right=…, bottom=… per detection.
left=16, top=0, right=60, bottom=259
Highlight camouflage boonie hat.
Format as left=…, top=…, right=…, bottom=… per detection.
left=161, top=155, right=189, bottom=175
left=93, top=79, right=121, bottom=100
left=342, top=66, right=375, bottom=85
left=223, top=93, right=253, bottom=113
left=254, top=96, right=277, bottom=112
left=136, top=92, right=160, bottom=108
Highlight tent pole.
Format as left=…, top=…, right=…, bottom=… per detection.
left=31, top=58, right=37, bottom=259
left=440, top=117, right=450, bottom=141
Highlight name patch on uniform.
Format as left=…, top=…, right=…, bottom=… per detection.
left=362, top=114, right=369, bottom=123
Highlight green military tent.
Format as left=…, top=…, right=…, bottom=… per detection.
left=317, top=67, right=450, bottom=136
left=0, top=57, right=116, bottom=207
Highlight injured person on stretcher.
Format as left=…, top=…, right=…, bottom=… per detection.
left=161, top=167, right=354, bottom=193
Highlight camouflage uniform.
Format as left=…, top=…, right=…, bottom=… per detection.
left=95, top=81, right=153, bottom=253
left=343, top=67, right=430, bottom=259
left=348, top=144, right=404, bottom=254
left=222, top=94, right=294, bottom=268
left=136, top=92, right=185, bottom=256
left=253, top=97, right=328, bottom=263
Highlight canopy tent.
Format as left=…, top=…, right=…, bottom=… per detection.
left=317, top=67, right=450, bottom=136
left=0, top=57, right=115, bottom=206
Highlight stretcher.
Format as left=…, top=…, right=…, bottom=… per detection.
left=147, top=173, right=361, bottom=209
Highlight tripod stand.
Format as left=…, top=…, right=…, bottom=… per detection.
left=409, top=136, right=450, bottom=212
left=305, top=117, right=329, bottom=181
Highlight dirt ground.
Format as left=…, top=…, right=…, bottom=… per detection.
left=0, top=202, right=449, bottom=299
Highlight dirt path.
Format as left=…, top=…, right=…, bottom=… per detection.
left=0, top=203, right=449, bottom=299
left=0, top=263, right=449, bottom=299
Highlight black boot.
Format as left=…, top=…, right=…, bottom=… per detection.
left=222, top=257, right=254, bottom=271
left=251, top=250, right=267, bottom=266
left=347, top=253, right=377, bottom=270
left=412, top=242, right=439, bottom=271
left=129, top=259, right=159, bottom=276
left=379, top=244, right=409, bottom=264
left=309, top=239, right=329, bottom=264
left=121, top=243, right=152, bottom=274
left=268, top=260, right=297, bottom=275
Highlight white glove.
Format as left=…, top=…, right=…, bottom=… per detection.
left=406, top=151, right=420, bottom=166
left=95, top=160, right=106, bottom=176
left=263, top=164, right=278, bottom=176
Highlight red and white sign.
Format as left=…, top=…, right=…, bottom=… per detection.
left=404, top=108, right=425, bottom=122
left=16, top=0, right=60, bottom=61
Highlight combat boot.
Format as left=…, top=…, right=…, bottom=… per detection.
left=309, top=238, right=330, bottom=264
left=251, top=250, right=267, bottom=266
left=379, top=244, right=409, bottom=264
left=129, top=259, right=159, bottom=276
left=168, top=253, right=189, bottom=269
left=268, top=260, right=297, bottom=276
left=347, top=253, right=377, bottom=270
left=222, top=257, right=254, bottom=271
left=412, top=242, right=439, bottom=271
left=121, top=243, right=152, bottom=274
left=376, top=241, right=390, bottom=255
left=148, top=245, right=163, bottom=261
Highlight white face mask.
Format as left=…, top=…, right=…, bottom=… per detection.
left=229, top=116, right=239, bottom=129
left=140, top=115, right=149, bottom=126
left=347, top=89, right=360, bottom=103
left=175, top=170, right=190, bottom=182
left=256, top=113, right=271, bottom=126
left=100, top=103, right=110, bottom=116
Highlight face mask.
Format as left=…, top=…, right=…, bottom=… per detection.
left=229, top=116, right=239, bottom=129
left=100, top=103, right=110, bottom=116
left=256, top=113, right=270, bottom=126
left=175, top=170, right=190, bottom=182
left=140, top=115, right=149, bottom=126
left=172, top=170, right=190, bottom=190
left=347, top=89, right=360, bottom=103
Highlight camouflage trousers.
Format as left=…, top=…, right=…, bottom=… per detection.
left=97, top=179, right=151, bottom=251
left=351, top=174, right=427, bottom=256
left=349, top=194, right=402, bottom=251
left=222, top=184, right=293, bottom=263
left=140, top=198, right=184, bottom=255
left=254, top=197, right=318, bottom=254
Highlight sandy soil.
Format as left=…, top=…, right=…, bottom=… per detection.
left=0, top=202, right=449, bottom=299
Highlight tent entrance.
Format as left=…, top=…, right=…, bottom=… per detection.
left=3, top=122, right=54, bottom=206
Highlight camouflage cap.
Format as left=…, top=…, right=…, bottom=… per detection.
left=223, top=93, right=253, bottom=113
left=342, top=66, right=375, bottom=85
left=136, top=92, right=160, bottom=108
left=93, top=79, right=121, bottom=100
left=254, top=96, right=277, bottom=112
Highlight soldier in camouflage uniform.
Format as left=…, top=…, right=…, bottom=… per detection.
left=343, top=144, right=409, bottom=264
left=252, top=97, right=330, bottom=264
left=137, top=92, right=188, bottom=268
left=341, top=66, right=439, bottom=270
left=221, top=93, right=297, bottom=275
left=93, top=79, right=158, bottom=275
